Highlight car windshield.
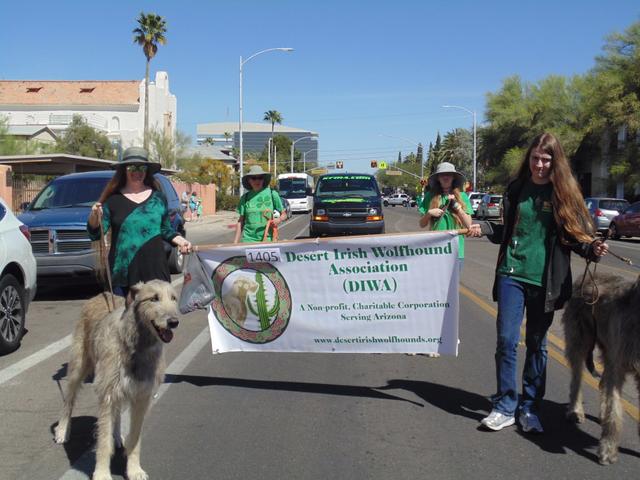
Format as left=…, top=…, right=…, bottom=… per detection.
left=278, top=178, right=308, bottom=199
left=488, top=196, right=502, bottom=204
left=316, top=175, right=378, bottom=198
left=29, top=178, right=110, bottom=210
left=599, top=200, right=629, bottom=211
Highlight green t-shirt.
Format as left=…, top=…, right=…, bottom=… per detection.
left=419, top=191, right=473, bottom=259
left=497, top=181, right=554, bottom=286
left=237, top=188, right=284, bottom=243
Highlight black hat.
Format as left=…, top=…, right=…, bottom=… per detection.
left=112, top=146, right=161, bottom=174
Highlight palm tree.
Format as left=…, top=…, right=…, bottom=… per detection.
left=133, top=12, right=167, bottom=149
left=263, top=110, right=282, bottom=162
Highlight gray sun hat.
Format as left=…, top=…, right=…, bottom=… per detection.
left=242, top=165, right=272, bottom=190
left=428, top=162, right=466, bottom=190
left=111, top=146, right=161, bottom=174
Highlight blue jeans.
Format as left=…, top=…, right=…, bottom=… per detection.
left=492, top=275, right=554, bottom=416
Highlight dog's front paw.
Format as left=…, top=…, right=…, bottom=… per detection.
left=92, top=470, right=113, bottom=480
left=598, top=442, right=619, bottom=465
left=53, top=424, right=69, bottom=444
left=126, top=466, right=149, bottom=480
left=565, top=409, right=585, bottom=424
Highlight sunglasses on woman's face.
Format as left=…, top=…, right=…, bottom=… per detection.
left=248, top=176, right=263, bottom=181
left=126, top=165, right=148, bottom=173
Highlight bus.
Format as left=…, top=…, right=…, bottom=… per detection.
left=277, top=173, right=314, bottom=213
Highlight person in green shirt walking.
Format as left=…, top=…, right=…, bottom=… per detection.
left=418, top=162, right=480, bottom=272
left=234, top=165, right=287, bottom=243
left=479, top=133, right=609, bottom=434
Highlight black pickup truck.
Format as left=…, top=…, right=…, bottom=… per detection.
left=309, top=173, right=384, bottom=237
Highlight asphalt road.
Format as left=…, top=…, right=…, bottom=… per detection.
left=1, top=206, right=640, bottom=480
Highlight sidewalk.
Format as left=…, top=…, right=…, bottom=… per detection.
left=184, top=210, right=238, bottom=233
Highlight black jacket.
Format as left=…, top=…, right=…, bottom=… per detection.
left=487, top=178, right=599, bottom=313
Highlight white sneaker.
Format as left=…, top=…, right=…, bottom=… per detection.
left=519, top=412, right=544, bottom=433
left=480, top=410, right=515, bottom=431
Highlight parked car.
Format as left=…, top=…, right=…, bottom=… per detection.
left=585, top=197, right=630, bottom=234
left=468, top=192, right=486, bottom=215
left=475, top=194, right=503, bottom=219
left=0, top=197, right=37, bottom=354
left=609, top=201, right=640, bottom=239
left=383, top=193, right=416, bottom=207
left=18, top=171, right=187, bottom=284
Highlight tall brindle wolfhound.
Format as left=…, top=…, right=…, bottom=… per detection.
left=563, top=272, right=640, bottom=465
left=54, top=280, right=179, bottom=480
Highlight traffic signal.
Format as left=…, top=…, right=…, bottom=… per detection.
left=336, top=161, right=344, bottom=169
left=370, top=160, right=378, bottom=168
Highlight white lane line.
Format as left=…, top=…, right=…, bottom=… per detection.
left=0, top=277, right=184, bottom=387
left=57, top=327, right=211, bottom=479
left=0, top=335, right=72, bottom=386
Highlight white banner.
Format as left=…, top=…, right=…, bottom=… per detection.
left=201, top=231, right=460, bottom=355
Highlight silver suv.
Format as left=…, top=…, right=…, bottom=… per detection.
left=585, top=197, right=629, bottom=233
left=383, top=193, right=415, bottom=207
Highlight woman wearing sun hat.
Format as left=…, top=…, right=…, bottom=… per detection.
left=418, top=162, right=479, bottom=272
left=87, top=146, right=191, bottom=297
left=234, top=165, right=287, bottom=243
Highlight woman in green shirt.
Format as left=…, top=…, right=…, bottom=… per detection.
left=234, top=165, right=286, bottom=243
left=418, top=162, right=479, bottom=272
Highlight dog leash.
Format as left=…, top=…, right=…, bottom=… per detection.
left=97, top=208, right=116, bottom=311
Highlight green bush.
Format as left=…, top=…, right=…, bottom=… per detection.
left=217, top=194, right=239, bottom=211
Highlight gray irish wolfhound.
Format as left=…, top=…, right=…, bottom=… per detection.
left=562, top=271, right=640, bottom=465
left=54, top=280, right=179, bottom=480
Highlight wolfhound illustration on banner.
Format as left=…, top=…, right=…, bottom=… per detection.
left=200, top=231, right=460, bottom=355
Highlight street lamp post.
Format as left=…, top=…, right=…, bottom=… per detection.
left=302, top=148, right=318, bottom=171
left=442, top=105, right=477, bottom=191
left=290, top=135, right=317, bottom=173
left=239, top=47, right=293, bottom=195
left=378, top=134, right=425, bottom=179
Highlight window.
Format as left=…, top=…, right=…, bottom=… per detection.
left=26, top=87, right=42, bottom=93
left=80, top=87, right=95, bottom=93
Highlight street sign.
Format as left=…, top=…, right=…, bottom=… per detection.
left=311, top=168, right=328, bottom=175
left=379, top=161, right=388, bottom=170
left=385, top=170, right=402, bottom=176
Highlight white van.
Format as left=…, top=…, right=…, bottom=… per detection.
left=277, top=173, right=314, bottom=213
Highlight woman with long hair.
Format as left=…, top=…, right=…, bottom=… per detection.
left=418, top=162, right=479, bottom=272
left=87, top=146, right=191, bottom=297
left=480, top=133, right=608, bottom=434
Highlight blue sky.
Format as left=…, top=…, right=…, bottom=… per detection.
left=1, top=0, right=638, bottom=173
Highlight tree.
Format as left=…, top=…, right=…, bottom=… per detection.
left=416, top=143, right=423, bottom=166
left=397, top=151, right=402, bottom=164
left=441, top=128, right=473, bottom=177
left=53, top=115, right=115, bottom=159
left=133, top=12, right=167, bottom=149
left=148, top=128, right=191, bottom=169
left=223, top=131, right=233, bottom=143
left=263, top=110, right=282, bottom=161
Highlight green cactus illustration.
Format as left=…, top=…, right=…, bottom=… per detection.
left=246, top=272, right=280, bottom=330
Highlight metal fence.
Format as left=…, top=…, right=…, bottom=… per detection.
left=11, top=174, right=50, bottom=211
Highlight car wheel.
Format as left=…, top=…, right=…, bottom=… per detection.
left=383, top=201, right=388, bottom=207
left=168, top=246, right=184, bottom=274
left=309, top=227, right=317, bottom=237
left=402, top=201, right=408, bottom=207
left=609, top=223, right=620, bottom=240
left=0, top=274, right=26, bottom=355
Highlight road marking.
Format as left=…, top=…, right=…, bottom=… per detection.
left=0, top=335, right=71, bottom=386
left=57, top=327, right=211, bottom=480
left=0, top=277, right=184, bottom=387
left=460, top=284, right=640, bottom=421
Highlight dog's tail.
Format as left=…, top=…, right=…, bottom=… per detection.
left=585, top=349, right=600, bottom=378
